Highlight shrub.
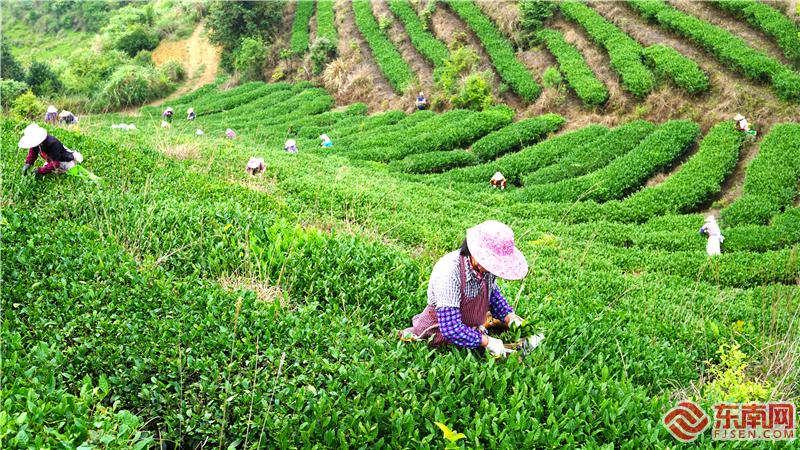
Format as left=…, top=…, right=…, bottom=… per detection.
left=643, top=44, right=709, bottom=94
left=1, top=79, right=30, bottom=109
left=352, top=0, right=414, bottom=92
left=114, top=24, right=159, bottom=57
left=390, top=150, right=479, bottom=173
left=451, top=71, right=494, bottom=110
left=290, top=0, right=314, bottom=54
left=26, top=61, right=63, bottom=97
left=96, top=64, right=172, bottom=110
left=519, top=0, right=556, bottom=45
left=10, top=90, right=45, bottom=120
left=133, top=49, right=153, bottom=66
left=560, top=1, right=655, bottom=98
left=310, top=37, right=337, bottom=75
left=538, top=29, right=609, bottom=107
left=388, top=0, right=449, bottom=69
left=435, top=46, right=480, bottom=93
left=160, top=59, right=186, bottom=83
left=542, top=66, right=562, bottom=89
left=445, top=0, right=542, bottom=102
left=722, top=123, right=800, bottom=225
left=378, top=15, right=393, bottom=32
left=471, top=113, right=566, bottom=161
left=234, top=36, right=267, bottom=81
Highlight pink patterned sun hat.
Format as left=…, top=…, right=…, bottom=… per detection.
left=466, top=220, right=528, bottom=280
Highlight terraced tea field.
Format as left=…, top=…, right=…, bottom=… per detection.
left=2, top=0, right=799, bottom=448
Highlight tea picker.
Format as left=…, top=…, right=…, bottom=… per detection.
left=285, top=139, right=298, bottom=154
left=245, top=157, right=265, bottom=176
left=19, top=123, right=97, bottom=181
left=699, top=215, right=724, bottom=256
left=58, top=110, right=78, bottom=125
left=415, top=92, right=428, bottom=110
left=187, top=108, right=196, bottom=121
left=490, top=172, right=506, bottom=190
left=226, top=128, right=237, bottom=139
left=44, top=105, right=58, bottom=124
left=399, top=220, right=543, bottom=358
left=319, top=134, right=333, bottom=148
left=734, top=114, right=757, bottom=139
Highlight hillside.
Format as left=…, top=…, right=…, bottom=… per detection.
left=2, top=1, right=799, bottom=448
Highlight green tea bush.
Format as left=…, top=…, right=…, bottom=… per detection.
left=525, top=120, right=655, bottom=185
left=390, top=149, right=479, bottom=173
left=445, top=125, right=609, bottom=184
left=471, top=113, right=566, bottom=161
left=445, top=0, right=542, bottom=102
left=643, top=44, right=709, bottom=94
left=628, top=0, right=800, bottom=101
left=352, top=0, right=414, bottom=92
left=518, top=120, right=699, bottom=202
left=722, top=123, right=800, bottom=225
left=713, top=0, right=800, bottom=65
left=541, top=66, right=562, bottom=89
left=356, top=106, right=514, bottom=162
left=560, top=1, right=655, bottom=98
left=619, top=121, right=744, bottom=221
left=316, top=0, right=338, bottom=48
left=388, top=0, right=449, bottom=69
left=538, top=29, right=609, bottom=107
left=290, top=0, right=315, bottom=54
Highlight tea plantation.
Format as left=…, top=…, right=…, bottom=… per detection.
left=2, top=0, right=800, bottom=448
left=3, top=78, right=799, bottom=448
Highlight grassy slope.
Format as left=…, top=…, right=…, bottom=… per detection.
left=3, top=81, right=798, bottom=446
left=2, top=15, right=92, bottom=64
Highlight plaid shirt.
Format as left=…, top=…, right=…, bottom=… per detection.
left=428, top=251, right=514, bottom=348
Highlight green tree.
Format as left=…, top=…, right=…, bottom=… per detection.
left=519, top=0, right=555, bottom=46
left=1, top=41, right=26, bottom=81
left=205, top=0, right=285, bottom=71
left=114, top=24, right=159, bottom=57
left=26, top=61, right=62, bottom=96
left=234, top=37, right=267, bottom=81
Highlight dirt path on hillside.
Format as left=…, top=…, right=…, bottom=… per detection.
left=429, top=3, right=522, bottom=106
left=330, top=0, right=401, bottom=111
left=152, top=23, right=221, bottom=103
left=371, top=0, right=434, bottom=87
left=474, top=0, right=520, bottom=40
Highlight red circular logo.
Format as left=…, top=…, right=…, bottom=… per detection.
left=663, top=401, right=711, bottom=442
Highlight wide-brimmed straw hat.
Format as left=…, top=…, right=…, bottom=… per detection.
left=18, top=123, right=48, bottom=148
left=187, top=108, right=194, bottom=113
left=47, top=105, right=58, bottom=113
left=58, top=110, right=72, bottom=117
left=466, top=220, right=528, bottom=280
left=705, top=215, right=717, bottom=222
left=285, top=139, right=296, bottom=147
left=166, top=107, right=173, bottom=113
left=734, top=114, right=744, bottom=121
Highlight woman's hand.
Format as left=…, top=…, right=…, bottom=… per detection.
left=505, top=313, right=524, bottom=327
left=484, top=336, right=507, bottom=357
